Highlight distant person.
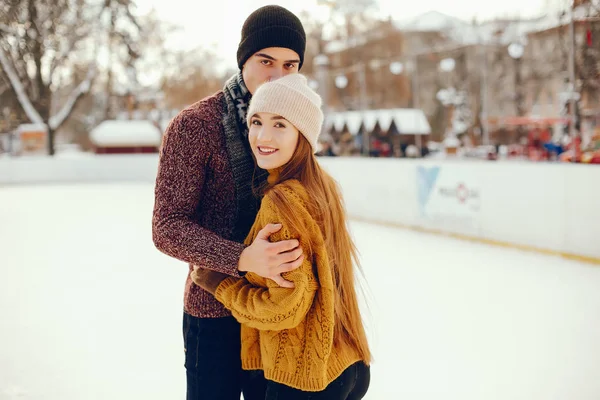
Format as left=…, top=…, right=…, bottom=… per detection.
left=192, top=74, right=372, bottom=399
left=152, top=5, right=308, bottom=399
left=317, top=140, right=337, bottom=156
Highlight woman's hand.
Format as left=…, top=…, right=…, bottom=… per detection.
left=191, top=266, right=230, bottom=295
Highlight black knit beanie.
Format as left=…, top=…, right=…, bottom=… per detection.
left=237, top=5, right=306, bottom=70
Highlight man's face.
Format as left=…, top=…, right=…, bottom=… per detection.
left=242, top=47, right=300, bottom=95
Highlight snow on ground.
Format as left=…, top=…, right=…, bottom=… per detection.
left=1, top=183, right=599, bottom=400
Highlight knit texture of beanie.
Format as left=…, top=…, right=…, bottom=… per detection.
left=237, top=5, right=306, bottom=70
left=247, top=74, right=324, bottom=153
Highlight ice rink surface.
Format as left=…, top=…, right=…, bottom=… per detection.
left=1, top=183, right=599, bottom=399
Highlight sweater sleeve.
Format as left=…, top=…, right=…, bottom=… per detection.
left=152, top=110, right=244, bottom=277
left=215, top=190, right=320, bottom=330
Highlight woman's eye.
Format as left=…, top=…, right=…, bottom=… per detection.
left=251, top=120, right=261, bottom=125
left=275, top=122, right=285, bottom=128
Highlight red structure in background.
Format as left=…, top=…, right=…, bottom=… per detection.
left=95, top=145, right=158, bottom=154
left=90, top=120, right=161, bottom=155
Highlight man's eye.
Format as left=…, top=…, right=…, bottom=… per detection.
left=261, top=60, right=271, bottom=65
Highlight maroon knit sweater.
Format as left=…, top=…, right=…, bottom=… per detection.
left=152, top=91, right=260, bottom=318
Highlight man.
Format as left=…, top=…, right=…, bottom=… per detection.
left=152, top=5, right=307, bottom=400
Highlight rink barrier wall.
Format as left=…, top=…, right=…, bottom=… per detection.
left=350, top=216, right=600, bottom=266
left=1, top=154, right=599, bottom=265
left=320, top=157, right=600, bottom=265
left=0, top=154, right=159, bottom=184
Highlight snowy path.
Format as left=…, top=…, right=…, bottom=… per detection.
left=1, top=183, right=599, bottom=400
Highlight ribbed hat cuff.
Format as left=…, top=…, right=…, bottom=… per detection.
left=248, top=85, right=322, bottom=153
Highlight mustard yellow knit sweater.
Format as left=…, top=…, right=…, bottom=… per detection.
left=214, top=179, right=362, bottom=392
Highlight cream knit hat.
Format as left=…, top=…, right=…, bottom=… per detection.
left=247, top=74, right=324, bottom=153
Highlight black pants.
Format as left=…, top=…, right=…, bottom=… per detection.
left=183, top=313, right=266, bottom=400
left=262, top=362, right=370, bottom=400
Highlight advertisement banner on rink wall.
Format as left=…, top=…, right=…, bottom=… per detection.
left=416, top=165, right=481, bottom=234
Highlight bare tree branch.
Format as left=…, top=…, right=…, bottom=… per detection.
left=0, top=23, right=18, bottom=35
left=124, top=3, right=141, bottom=31
left=49, top=29, right=89, bottom=77
left=0, top=45, right=43, bottom=124
left=49, top=65, right=96, bottom=131
left=0, top=77, right=10, bottom=97
left=6, top=40, right=32, bottom=92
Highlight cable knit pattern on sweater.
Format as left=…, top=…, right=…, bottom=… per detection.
left=152, top=91, right=261, bottom=318
left=215, top=179, right=361, bottom=392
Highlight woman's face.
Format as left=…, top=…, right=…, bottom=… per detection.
left=248, top=112, right=299, bottom=170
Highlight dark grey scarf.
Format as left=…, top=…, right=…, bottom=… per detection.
left=222, top=72, right=268, bottom=242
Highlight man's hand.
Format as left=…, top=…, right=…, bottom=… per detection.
left=191, top=266, right=229, bottom=295
left=238, top=223, right=304, bottom=288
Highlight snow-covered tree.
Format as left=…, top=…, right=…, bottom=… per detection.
left=0, top=0, right=97, bottom=155
left=576, top=3, right=600, bottom=98
left=552, top=1, right=600, bottom=133
left=160, top=47, right=226, bottom=110
left=98, top=0, right=141, bottom=120
left=319, top=0, right=378, bottom=39
left=451, top=90, right=472, bottom=135
left=436, top=87, right=471, bottom=135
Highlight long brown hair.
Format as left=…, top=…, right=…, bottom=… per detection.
left=264, top=135, right=371, bottom=364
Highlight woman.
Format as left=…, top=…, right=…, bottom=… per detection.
left=191, top=73, right=371, bottom=399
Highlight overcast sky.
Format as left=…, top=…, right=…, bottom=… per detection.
left=134, top=0, right=564, bottom=72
